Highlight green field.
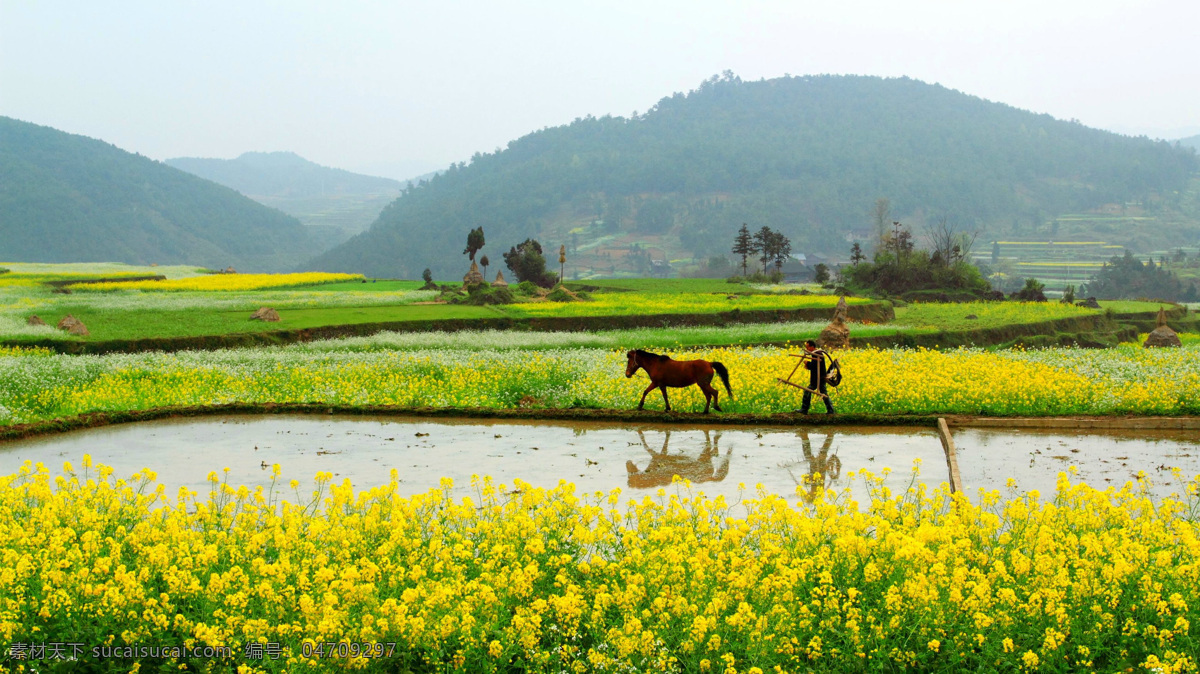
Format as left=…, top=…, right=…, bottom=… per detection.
left=2, top=264, right=1180, bottom=350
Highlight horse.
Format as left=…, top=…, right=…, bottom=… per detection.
left=625, top=349, right=732, bottom=413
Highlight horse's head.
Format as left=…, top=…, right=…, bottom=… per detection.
left=625, top=350, right=640, bottom=378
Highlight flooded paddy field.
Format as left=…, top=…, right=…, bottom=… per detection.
left=2, top=414, right=1198, bottom=504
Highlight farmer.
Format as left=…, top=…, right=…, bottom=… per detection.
left=797, top=339, right=835, bottom=415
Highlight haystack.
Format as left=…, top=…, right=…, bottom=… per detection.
left=1143, top=307, right=1181, bottom=348
left=250, top=307, right=281, bottom=322
left=56, top=314, right=89, bottom=336
left=817, top=297, right=850, bottom=350
left=462, top=261, right=484, bottom=287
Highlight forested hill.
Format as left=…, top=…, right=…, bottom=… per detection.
left=1180, top=135, right=1200, bottom=152
left=165, top=152, right=401, bottom=199
left=307, top=74, right=1198, bottom=280
left=0, top=117, right=321, bottom=272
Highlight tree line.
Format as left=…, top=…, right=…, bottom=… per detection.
left=730, top=224, right=792, bottom=277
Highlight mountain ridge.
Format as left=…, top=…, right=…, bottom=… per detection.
left=0, top=117, right=322, bottom=272
left=306, top=74, right=1198, bottom=280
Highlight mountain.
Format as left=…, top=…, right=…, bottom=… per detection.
left=166, top=151, right=401, bottom=197
left=1180, top=135, right=1200, bottom=151
left=166, top=152, right=403, bottom=244
left=0, top=117, right=323, bottom=271
left=306, top=74, right=1199, bottom=280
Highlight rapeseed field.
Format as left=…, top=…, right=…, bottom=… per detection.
left=2, top=342, right=1198, bottom=426
left=0, top=460, right=1195, bottom=671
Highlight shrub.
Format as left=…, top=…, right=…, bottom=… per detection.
left=503, top=239, right=558, bottom=288
left=545, top=286, right=590, bottom=302
left=1011, top=277, right=1047, bottom=302
left=451, top=284, right=514, bottom=305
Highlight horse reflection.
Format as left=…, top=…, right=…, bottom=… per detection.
left=625, top=429, right=731, bottom=489
left=780, top=430, right=842, bottom=503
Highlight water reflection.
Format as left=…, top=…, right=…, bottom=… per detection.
left=625, top=429, right=731, bottom=489
left=780, top=430, right=842, bottom=503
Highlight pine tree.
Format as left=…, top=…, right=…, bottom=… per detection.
left=754, top=226, right=774, bottom=273
left=771, top=231, right=792, bottom=270
left=731, top=223, right=755, bottom=276
left=850, top=242, right=865, bottom=265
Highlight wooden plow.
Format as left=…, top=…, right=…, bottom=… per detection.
left=775, top=353, right=831, bottom=400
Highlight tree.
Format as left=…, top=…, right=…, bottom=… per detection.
left=422, top=268, right=432, bottom=284
left=463, top=227, right=485, bottom=261
left=479, top=254, right=490, bottom=278
left=770, top=230, right=792, bottom=270
left=753, top=226, right=775, bottom=273
left=503, top=238, right=557, bottom=287
left=850, top=242, right=866, bottom=265
left=731, top=224, right=755, bottom=276
left=1082, top=250, right=1191, bottom=301
left=926, top=217, right=976, bottom=267
left=1061, top=284, right=1076, bottom=304
left=813, top=263, right=830, bottom=284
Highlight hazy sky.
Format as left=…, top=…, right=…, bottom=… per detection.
left=2, top=0, right=1197, bottom=180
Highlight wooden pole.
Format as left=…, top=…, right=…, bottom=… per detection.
left=936, top=417, right=964, bottom=493
left=775, top=378, right=830, bottom=400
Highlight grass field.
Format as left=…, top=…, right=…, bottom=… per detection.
left=0, top=265, right=1172, bottom=346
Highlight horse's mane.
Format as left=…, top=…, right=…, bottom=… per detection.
left=633, top=349, right=668, bottom=361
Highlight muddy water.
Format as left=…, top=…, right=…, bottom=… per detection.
left=1, top=415, right=1198, bottom=505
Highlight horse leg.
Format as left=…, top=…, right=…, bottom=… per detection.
left=698, top=380, right=720, bottom=413
left=660, top=386, right=671, bottom=412
left=639, top=382, right=658, bottom=410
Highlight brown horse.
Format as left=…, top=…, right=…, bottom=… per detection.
left=625, top=349, right=732, bottom=413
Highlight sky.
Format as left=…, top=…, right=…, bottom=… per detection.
left=2, top=0, right=1198, bottom=181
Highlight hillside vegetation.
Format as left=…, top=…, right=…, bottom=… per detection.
left=166, top=152, right=402, bottom=242
left=308, top=74, right=1198, bottom=280
left=0, top=118, right=323, bottom=272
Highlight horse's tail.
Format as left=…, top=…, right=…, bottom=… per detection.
left=711, top=361, right=732, bottom=397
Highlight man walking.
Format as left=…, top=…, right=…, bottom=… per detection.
left=798, top=339, right=835, bottom=414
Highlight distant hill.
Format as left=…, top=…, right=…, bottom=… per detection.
left=166, top=152, right=403, bottom=243
left=307, top=74, right=1199, bottom=280
left=0, top=117, right=322, bottom=271
left=1180, top=135, right=1200, bottom=151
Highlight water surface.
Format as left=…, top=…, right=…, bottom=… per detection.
left=2, top=415, right=1197, bottom=505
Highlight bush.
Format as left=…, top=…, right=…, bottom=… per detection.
left=450, top=284, right=515, bottom=305
left=1010, top=278, right=1047, bottom=302
left=545, top=286, right=590, bottom=302
left=745, top=270, right=784, bottom=284
left=842, top=241, right=990, bottom=299
left=0, top=267, right=9, bottom=275
left=503, top=239, right=558, bottom=288
left=516, top=281, right=540, bottom=296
